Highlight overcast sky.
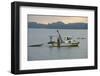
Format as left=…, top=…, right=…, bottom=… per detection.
left=28, top=15, right=88, bottom=24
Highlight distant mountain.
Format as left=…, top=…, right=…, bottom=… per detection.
left=28, top=22, right=46, bottom=28
left=28, top=21, right=88, bottom=29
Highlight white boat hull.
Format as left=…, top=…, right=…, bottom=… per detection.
left=49, top=42, right=79, bottom=47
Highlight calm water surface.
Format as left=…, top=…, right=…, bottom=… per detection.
left=28, top=29, right=88, bottom=61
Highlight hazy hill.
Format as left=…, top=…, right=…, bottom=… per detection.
left=28, top=21, right=88, bottom=29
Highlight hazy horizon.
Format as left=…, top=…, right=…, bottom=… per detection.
left=28, top=15, right=88, bottom=24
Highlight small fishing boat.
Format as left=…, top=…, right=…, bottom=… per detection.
left=48, top=30, right=80, bottom=47
left=28, top=30, right=80, bottom=47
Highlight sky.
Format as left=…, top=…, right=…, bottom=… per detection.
left=28, top=15, right=88, bottom=24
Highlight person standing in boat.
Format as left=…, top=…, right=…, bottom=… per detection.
left=57, top=36, right=60, bottom=47
left=57, top=30, right=64, bottom=42
left=57, top=30, right=62, bottom=47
